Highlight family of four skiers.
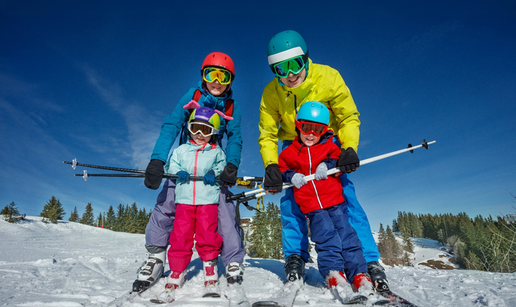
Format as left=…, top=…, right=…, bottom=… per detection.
left=137, top=30, right=389, bottom=297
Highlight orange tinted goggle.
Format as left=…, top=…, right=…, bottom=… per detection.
left=295, top=120, right=328, bottom=136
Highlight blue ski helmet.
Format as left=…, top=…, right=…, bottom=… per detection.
left=267, top=30, right=309, bottom=69
left=296, top=101, right=330, bottom=126
left=188, top=107, right=221, bottom=130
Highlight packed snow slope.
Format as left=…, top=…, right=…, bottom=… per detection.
left=1, top=217, right=515, bottom=307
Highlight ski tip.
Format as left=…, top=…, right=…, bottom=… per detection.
left=251, top=301, right=283, bottom=307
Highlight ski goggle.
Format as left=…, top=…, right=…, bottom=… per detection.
left=188, top=122, right=219, bottom=137
left=295, top=120, right=328, bottom=137
left=202, top=67, right=232, bottom=85
left=271, top=56, right=306, bottom=78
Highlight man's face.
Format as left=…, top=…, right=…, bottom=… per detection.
left=279, top=68, right=306, bottom=88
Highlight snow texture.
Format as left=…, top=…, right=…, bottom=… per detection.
left=1, top=217, right=515, bottom=306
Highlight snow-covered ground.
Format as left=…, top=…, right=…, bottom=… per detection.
left=1, top=217, right=515, bottom=306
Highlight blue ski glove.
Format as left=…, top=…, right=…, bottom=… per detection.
left=203, top=170, right=216, bottom=186
left=314, top=162, right=328, bottom=180
left=291, top=173, right=307, bottom=189
left=338, top=147, right=360, bottom=173
left=176, top=171, right=190, bottom=184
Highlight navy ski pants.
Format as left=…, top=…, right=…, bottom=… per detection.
left=306, top=203, right=368, bottom=281
left=280, top=139, right=381, bottom=263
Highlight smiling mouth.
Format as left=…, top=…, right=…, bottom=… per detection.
left=288, top=76, right=299, bottom=83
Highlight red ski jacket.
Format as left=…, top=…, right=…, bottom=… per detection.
left=279, top=132, right=345, bottom=214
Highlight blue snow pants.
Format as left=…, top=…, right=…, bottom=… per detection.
left=145, top=179, right=245, bottom=267
left=280, top=140, right=381, bottom=263
left=306, top=203, right=368, bottom=281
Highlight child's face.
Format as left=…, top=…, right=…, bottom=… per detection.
left=206, top=80, right=228, bottom=96
left=300, top=132, right=321, bottom=147
left=190, top=132, right=211, bottom=145
left=279, top=68, right=306, bottom=88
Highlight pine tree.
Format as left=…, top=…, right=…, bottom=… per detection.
left=96, top=212, right=103, bottom=227
left=40, top=196, right=66, bottom=224
left=1, top=202, right=24, bottom=223
left=378, top=224, right=403, bottom=265
left=114, top=204, right=125, bottom=231
left=79, top=203, right=95, bottom=226
left=137, top=208, right=150, bottom=234
left=105, top=206, right=115, bottom=230
left=265, top=202, right=283, bottom=260
left=402, top=231, right=414, bottom=253
left=69, top=207, right=79, bottom=222
left=248, top=208, right=270, bottom=258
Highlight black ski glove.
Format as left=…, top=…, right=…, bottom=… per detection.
left=264, top=164, right=283, bottom=194
left=220, top=162, right=238, bottom=187
left=144, top=159, right=165, bottom=190
left=338, top=148, right=360, bottom=173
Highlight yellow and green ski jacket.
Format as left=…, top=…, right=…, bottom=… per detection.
left=258, top=59, right=361, bottom=168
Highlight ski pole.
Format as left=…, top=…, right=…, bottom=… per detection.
left=76, top=170, right=262, bottom=190
left=65, top=159, right=263, bottom=188
left=63, top=158, right=144, bottom=174
left=76, top=170, right=207, bottom=181
left=227, top=139, right=436, bottom=202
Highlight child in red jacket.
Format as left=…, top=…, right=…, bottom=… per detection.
left=278, top=101, right=374, bottom=296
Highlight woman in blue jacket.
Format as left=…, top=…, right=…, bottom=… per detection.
left=134, top=52, right=245, bottom=291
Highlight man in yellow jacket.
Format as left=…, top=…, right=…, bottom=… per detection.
left=259, top=30, right=389, bottom=292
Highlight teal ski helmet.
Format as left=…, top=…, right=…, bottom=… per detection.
left=296, top=101, right=330, bottom=126
left=267, top=30, right=309, bottom=74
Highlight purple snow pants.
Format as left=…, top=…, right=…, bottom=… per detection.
left=145, top=179, right=245, bottom=267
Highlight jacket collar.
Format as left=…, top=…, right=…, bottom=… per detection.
left=188, top=139, right=216, bottom=150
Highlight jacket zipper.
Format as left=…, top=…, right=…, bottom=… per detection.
left=307, top=147, right=323, bottom=209
left=192, top=143, right=208, bottom=206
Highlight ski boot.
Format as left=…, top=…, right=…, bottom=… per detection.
left=351, top=273, right=374, bottom=295
left=326, top=270, right=348, bottom=289
left=326, top=270, right=355, bottom=302
left=203, top=258, right=221, bottom=297
left=367, top=261, right=390, bottom=292
left=165, top=271, right=185, bottom=292
left=284, top=254, right=305, bottom=282
left=225, top=262, right=244, bottom=285
left=133, top=250, right=166, bottom=293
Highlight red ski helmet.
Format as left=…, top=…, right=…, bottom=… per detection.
left=201, top=52, right=235, bottom=80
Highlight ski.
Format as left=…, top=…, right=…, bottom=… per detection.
left=150, top=289, right=176, bottom=304
left=251, top=279, right=302, bottom=307
left=376, top=290, right=418, bottom=307
left=225, top=283, right=251, bottom=307
left=330, top=287, right=367, bottom=305
left=330, top=286, right=391, bottom=306
left=202, top=282, right=222, bottom=298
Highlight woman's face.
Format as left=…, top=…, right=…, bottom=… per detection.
left=206, top=79, right=228, bottom=96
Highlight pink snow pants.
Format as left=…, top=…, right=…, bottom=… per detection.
left=168, top=204, right=222, bottom=273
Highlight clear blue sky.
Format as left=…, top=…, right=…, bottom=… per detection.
left=1, top=0, right=515, bottom=231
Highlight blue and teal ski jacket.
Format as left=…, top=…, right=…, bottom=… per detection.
left=150, top=81, right=242, bottom=168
